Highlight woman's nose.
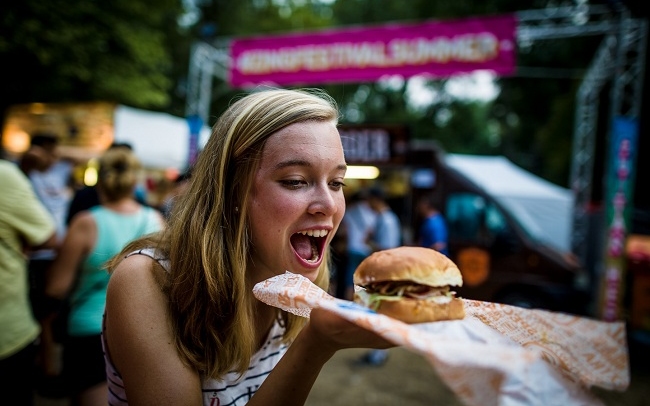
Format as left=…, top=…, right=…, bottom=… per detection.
left=308, top=185, right=339, bottom=216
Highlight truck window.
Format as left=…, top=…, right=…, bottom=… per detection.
left=446, top=193, right=509, bottom=246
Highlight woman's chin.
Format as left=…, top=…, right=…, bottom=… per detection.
left=291, top=256, right=323, bottom=281
left=302, top=269, right=321, bottom=282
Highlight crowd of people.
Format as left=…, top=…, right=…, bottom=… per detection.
left=1, top=133, right=168, bottom=405
left=1, top=88, right=450, bottom=406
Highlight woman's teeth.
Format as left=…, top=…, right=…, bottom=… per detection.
left=297, top=229, right=329, bottom=237
left=307, top=243, right=319, bottom=263
left=294, top=230, right=328, bottom=263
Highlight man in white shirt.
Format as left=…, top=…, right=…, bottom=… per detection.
left=366, top=187, right=402, bottom=252
left=19, top=133, right=74, bottom=320
left=340, top=190, right=377, bottom=300
left=361, top=186, right=402, bottom=366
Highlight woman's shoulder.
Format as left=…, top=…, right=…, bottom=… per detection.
left=110, top=252, right=155, bottom=280
left=108, top=251, right=168, bottom=296
left=67, top=210, right=97, bottom=238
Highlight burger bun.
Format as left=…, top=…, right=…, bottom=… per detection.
left=354, top=246, right=463, bottom=287
left=353, top=247, right=465, bottom=323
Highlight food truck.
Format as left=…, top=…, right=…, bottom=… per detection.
left=339, top=124, right=587, bottom=314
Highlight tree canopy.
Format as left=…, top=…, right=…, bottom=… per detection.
left=0, top=0, right=184, bottom=114
left=1, top=0, right=643, bottom=190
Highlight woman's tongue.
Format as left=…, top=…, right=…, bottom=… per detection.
left=291, top=233, right=316, bottom=261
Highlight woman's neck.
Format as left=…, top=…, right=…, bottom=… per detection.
left=254, top=302, right=278, bottom=349
left=101, top=197, right=141, bottom=214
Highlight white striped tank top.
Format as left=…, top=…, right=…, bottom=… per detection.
left=102, top=249, right=289, bottom=406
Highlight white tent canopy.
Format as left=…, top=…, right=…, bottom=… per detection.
left=113, top=105, right=211, bottom=170
left=445, top=154, right=575, bottom=253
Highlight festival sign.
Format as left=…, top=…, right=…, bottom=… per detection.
left=599, top=116, right=640, bottom=321
left=229, top=14, right=517, bottom=87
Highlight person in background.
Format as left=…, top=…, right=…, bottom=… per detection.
left=416, top=193, right=449, bottom=256
left=0, top=155, right=58, bottom=406
left=361, top=186, right=402, bottom=366
left=159, top=167, right=192, bottom=220
left=40, top=147, right=165, bottom=406
left=19, top=133, right=74, bottom=322
left=102, top=88, right=392, bottom=405
left=20, top=132, right=74, bottom=238
left=329, top=213, right=349, bottom=298
left=339, top=189, right=376, bottom=300
left=366, top=187, right=402, bottom=253
left=65, top=142, right=147, bottom=225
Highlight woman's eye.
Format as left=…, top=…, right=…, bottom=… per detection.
left=330, top=181, right=346, bottom=191
left=280, top=179, right=305, bottom=189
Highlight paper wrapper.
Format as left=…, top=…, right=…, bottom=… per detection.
left=253, top=272, right=629, bottom=406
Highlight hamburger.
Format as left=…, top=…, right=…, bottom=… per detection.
left=353, top=246, right=465, bottom=323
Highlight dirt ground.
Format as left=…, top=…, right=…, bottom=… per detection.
left=305, top=347, right=650, bottom=406
left=36, top=345, right=649, bottom=406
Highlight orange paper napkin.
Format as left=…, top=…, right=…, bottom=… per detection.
left=253, top=272, right=628, bottom=406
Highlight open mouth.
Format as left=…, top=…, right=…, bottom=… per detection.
left=290, top=229, right=329, bottom=263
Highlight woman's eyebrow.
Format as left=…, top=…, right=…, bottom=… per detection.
left=274, top=160, right=347, bottom=172
left=274, top=159, right=311, bottom=170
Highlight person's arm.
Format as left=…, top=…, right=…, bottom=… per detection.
left=38, top=212, right=94, bottom=375
left=248, top=308, right=392, bottom=406
left=3, top=161, right=57, bottom=250
left=105, top=254, right=202, bottom=406
left=29, top=231, right=58, bottom=251
left=44, top=212, right=94, bottom=299
left=106, top=254, right=392, bottom=406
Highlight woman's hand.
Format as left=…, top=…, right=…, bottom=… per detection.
left=304, top=307, right=394, bottom=354
left=248, top=308, right=394, bottom=406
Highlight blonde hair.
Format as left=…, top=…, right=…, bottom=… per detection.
left=107, top=88, right=339, bottom=379
left=97, top=147, right=141, bottom=202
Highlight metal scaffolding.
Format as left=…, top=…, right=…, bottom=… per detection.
left=184, top=4, right=647, bottom=283
left=185, top=40, right=230, bottom=125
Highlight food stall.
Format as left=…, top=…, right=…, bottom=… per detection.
left=1, top=101, right=211, bottom=207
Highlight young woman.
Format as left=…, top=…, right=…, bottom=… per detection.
left=103, top=88, right=392, bottom=405
left=42, top=147, right=165, bottom=405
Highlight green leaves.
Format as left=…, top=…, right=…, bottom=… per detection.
left=0, top=0, right=183, bottom=110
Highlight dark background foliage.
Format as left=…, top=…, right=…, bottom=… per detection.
left=0, top=0, right=647, bottom=211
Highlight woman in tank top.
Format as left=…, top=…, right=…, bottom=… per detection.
left=41, top=147, right=165, bottom=405
left=102, top=89, right=392, bottom=405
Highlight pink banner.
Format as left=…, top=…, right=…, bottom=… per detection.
left=230, top=14, right=517, bottom=88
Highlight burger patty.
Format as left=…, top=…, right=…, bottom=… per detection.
left=360, top=281, right=453, bottom=300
